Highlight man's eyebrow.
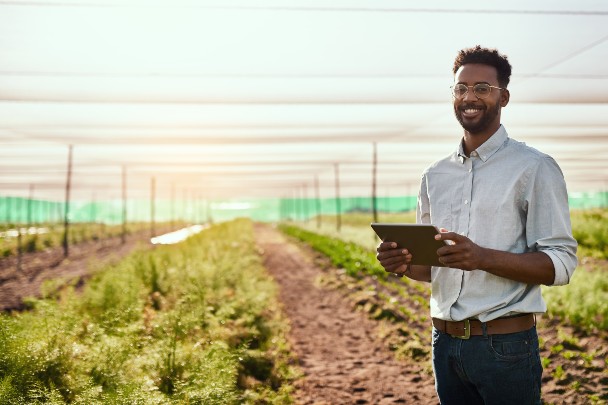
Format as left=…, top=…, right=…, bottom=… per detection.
left=455, top=81, right=491, bottom=85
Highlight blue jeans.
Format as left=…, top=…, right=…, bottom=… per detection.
left=432, top=326, right=542, bottom=405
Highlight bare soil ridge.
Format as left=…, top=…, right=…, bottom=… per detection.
left=255, top=223, right=438, bottom=404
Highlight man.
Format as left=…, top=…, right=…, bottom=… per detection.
left=376, top=46, right=577, bottom=404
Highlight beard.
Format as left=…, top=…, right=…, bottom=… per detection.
left=454, top=101, right=500, bottom=134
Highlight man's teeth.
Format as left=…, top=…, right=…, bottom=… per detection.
left=464, top=109, right=481, bottom=114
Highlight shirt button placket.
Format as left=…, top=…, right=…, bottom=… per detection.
left=462, top=158, right=473, bottom=234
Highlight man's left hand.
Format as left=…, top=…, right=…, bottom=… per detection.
left=435, top=231, right=487, bottom=270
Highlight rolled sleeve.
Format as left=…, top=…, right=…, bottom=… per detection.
left=524, top=156, right=578, bottom=286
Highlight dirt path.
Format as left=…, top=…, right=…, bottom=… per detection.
left=254, top=223, right=438, bottom=404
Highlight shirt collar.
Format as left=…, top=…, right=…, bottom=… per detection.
left=457, top=125, right=508, bottom=163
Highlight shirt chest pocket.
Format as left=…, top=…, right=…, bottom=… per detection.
left=425, top=172, right=459, bottom=230
left=430, top=202, right=453, bottom=230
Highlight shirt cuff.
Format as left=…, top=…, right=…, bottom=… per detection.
left=541, top=249, right=577, bottom=286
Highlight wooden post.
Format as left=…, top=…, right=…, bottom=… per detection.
left=17, top=197, right=22, bottom=272
left=151, top=177, right=156, bottom=239
left=303, top=183, right=308, bottom=223
left=121, top=165, right=127, bottom=245
left=27, top=184, right=34, bottom=228
left=314, top=175, right=321, bottom=228
left=334, top=163, right=341, bottom=232
left=372, top=142, right=378, bottom=223
left=63, top=145, right=73, bottom=258
left=90, top=192, right=96, bottom=224
left=171, top=183, right=176, bottom=229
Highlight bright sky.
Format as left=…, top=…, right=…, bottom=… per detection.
left=1, top=0, right=607, bottom=202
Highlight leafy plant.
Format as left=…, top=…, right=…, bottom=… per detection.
left=0, top=219, right=297, bottom=404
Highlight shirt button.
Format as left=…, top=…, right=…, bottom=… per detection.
left=471, top=151, right=478, bottom=157
left=468, top=168, right=472, bottom=173
left=464, top=199, right=469, bottom=204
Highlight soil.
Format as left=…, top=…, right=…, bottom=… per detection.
left=1, top=223, right=606, bottom=404
left=253, top=224, right=608, bottom=405
left=255, top=223, right=438, bottom=404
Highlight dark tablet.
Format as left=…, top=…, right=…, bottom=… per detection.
left=371, top=223, right=448, bottom=267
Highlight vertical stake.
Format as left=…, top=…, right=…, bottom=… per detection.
left=121, top=165, right=127, bottom=245
left=334, top=163, right=341, bottom=232
left=372, top=142, right=378, bottom=223
left=314, top=175, right=321, bottom=228
left=63, top=145, right=73, bottom=258
left=151, top=177, right=156, bottom=239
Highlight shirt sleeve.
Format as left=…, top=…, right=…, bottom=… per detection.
left=522, top=156, right=578, bottom=286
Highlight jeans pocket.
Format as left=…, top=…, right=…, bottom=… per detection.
left=487, top=332, right=532, bottom=361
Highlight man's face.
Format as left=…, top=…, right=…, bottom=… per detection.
left=452, top=63, right=507, bottom=135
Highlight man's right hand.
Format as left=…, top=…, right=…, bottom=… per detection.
left=376, top=241, right=412, bottom=277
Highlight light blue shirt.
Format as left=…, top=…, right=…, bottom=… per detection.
left=417, top=125, right=577, bottom=322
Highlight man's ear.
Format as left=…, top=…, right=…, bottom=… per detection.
left=500, top=88, right=510, bottom=107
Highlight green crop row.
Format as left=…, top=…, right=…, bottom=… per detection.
left=571, top=209, right=608, bottom=259
left=278, top=224, right=388, bottom=280
left=294, top=209, right=608, bottom=333
left=0, top=219, right=297, bottom=404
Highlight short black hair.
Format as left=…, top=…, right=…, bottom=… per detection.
left=453, top=45, right=512, bottom=88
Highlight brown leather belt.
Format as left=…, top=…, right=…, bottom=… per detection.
left=432, top=314, right=535, bottom=339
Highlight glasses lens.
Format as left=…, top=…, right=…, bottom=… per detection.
left=452, top=84, right=468, bottom=99
left=473, top=84, right=491, bottom=98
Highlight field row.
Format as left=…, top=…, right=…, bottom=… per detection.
left=0, top=219, right=297, bottom=404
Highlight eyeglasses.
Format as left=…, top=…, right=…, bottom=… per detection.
left=450, top=83, right=504, bottom=99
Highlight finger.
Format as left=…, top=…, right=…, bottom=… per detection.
left=436, top=243, right=458, bottom=256
left=435, top=231, right=464, bottom=244
left=384, top=263, right=408, bottom=274
left=380, top=253, right=411, bottom=268
left=437, top=249, right=467, bottom=266
left=376, top=241, right=398, bottom=252
left=377, top=248, right=409, bottom=261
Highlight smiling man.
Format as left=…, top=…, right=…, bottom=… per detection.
left=376, top=46, right=578, bottom=404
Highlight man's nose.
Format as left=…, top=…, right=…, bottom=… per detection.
left=463, top=86, right=479, bottom=101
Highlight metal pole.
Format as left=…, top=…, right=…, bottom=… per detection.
left=151, top=177, right=156, bottom=239
left=372, top=142, right=378, bottom=223
left=334, top=163, right=341, bottom=232
left=27, top=184, right=34, bottom=228
left=62, top=145, right=73, bottom=258
left=315, top=175, right=321, bottom=228
left=171, top=183, right=176, bottom=229
left=121, top=165, right=127, bottom=245
left=17, top=197, right=22, bottom=272
left=303, top=183, right=308, bottom=223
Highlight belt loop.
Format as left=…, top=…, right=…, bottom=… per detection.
left=481, top=321, right=488, bottom=338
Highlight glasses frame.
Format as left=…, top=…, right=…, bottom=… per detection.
left=450, top=83, right=505, bottom=100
